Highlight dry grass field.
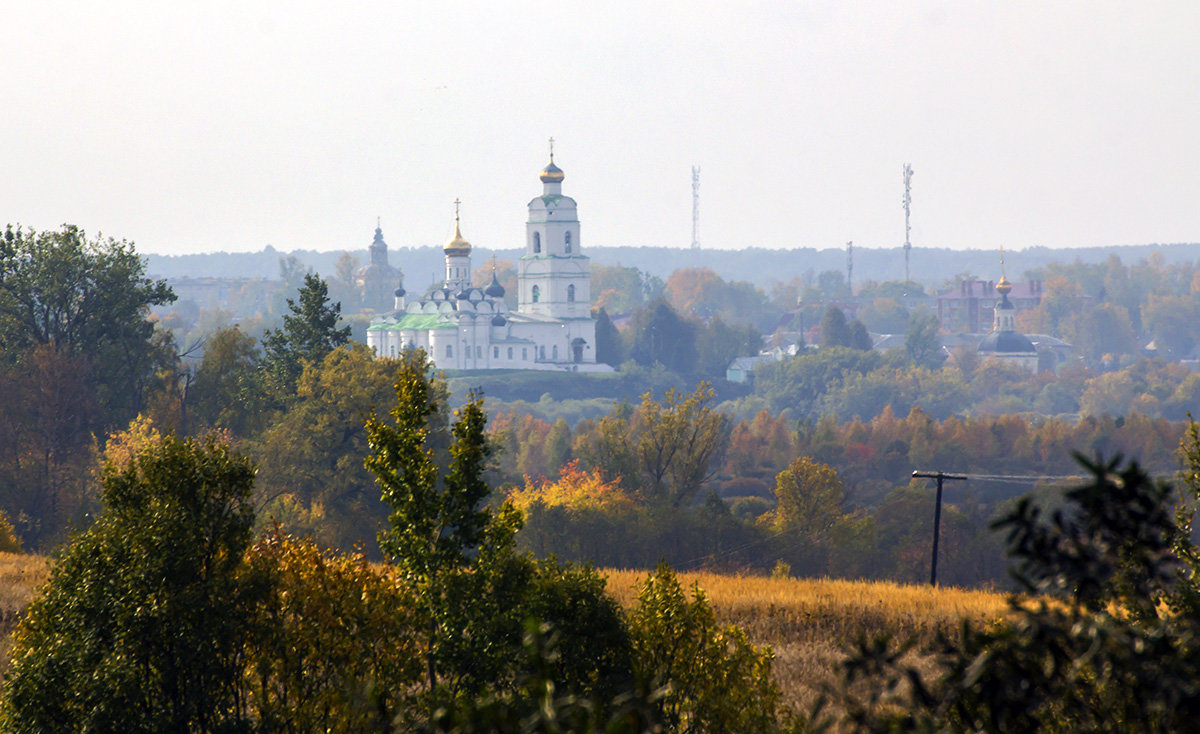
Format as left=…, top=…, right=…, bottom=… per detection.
left=0, top=553, right=49, bottom=674
left=0, top=554, right=1010, bottom=717
left=602, top=569, right=1009, bottom=714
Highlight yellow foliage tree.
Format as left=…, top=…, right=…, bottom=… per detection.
left=508, top=460, right=639, bottom=515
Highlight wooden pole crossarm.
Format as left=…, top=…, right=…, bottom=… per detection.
left=912, top=470, right=969, bottom=587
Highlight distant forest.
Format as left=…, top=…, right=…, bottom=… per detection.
left=145, top=242, right=1200, bottom=292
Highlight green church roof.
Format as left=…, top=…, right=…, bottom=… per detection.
left=367, top=313, right=457, bottom=331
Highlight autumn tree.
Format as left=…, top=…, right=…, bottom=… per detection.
left=635, top=383, right=730, bottom=506
left=572, top=403, right=640, bottom=487
left=590, top=263, right=662, bottom=314
left=0, top=344, right=100, bottom=547
left=256, top=343, right=402, bottom=550
left=244, top=533, right=423, bottom=732
left=766, top=457, right=845, bottom=540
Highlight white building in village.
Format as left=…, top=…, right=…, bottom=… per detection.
left=366, top=152, right=608, bottom=372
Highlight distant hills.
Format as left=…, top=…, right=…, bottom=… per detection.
left=145, top=242, right=1200, bottom=291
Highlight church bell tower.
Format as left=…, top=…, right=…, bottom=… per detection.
left=517, top=140, right=590, bottom=319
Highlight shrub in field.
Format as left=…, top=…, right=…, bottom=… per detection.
left=244, top=533, right=424, bottom=732
left=0, top=434, right=260, bottom=733
left=627, top=563, right=798, bottom=732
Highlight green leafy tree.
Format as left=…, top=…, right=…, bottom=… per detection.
left=905, top=311, right=944, bottom=368
left=367, top=349, right=636, bottom=717
left=594, top=306, right=624, bottom=366
left=0, top=434, right=261, bottom=733
left=573, top=403, right=640, bottom=487
left=820, top=306, right=852, bottom=348
left=261, top=272, right=351, bottom=392
left=365, top=348, right=520, bottom=699
left=696, top=316, right=762, bottom=379
left=628, top=564, right=786, bottom=732
left=627, top=300, right=698, bottom=373
left=1144, top=293, right=1200, bottom=360
left=847, top=319, right=872, bottom=351
left=753, top=346, right=883, bottom=417
left=190, top=325, right=266, bottom=436
left=1066, top=302, right=1137, bottom=366
left=836, top=454, right=1200, bottom=732
left=0, top=224, right=176, bottom=425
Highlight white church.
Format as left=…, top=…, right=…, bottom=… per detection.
left=366, top=151, right=609, bottom=372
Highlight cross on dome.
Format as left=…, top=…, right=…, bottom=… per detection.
left=444, top=198, right=471, bottom=254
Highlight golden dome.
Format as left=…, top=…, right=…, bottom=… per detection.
left=995, top=275, right=1013, bottom=296
left=444, top=200, right=472, bottom=254
left=444, top=221, right=471, bottom=254
left=540, top=158, right=564, bottom=183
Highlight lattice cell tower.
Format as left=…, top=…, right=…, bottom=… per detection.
left=903, top=163, right=914, bottom=285
left=691, top=166, right=700, bottom=250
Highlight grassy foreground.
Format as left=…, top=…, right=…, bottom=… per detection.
left=0, top=554, right=1008, bottom=714
left=603, top=569, right=1009, bottom=713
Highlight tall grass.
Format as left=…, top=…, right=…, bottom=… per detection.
left=603, top=569, right=1008, bottom=713
left=0, top=553, right=49, bottom=675
left=0, top=556, right=1010, bottom=715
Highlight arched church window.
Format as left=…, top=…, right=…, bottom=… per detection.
left=552, top=345, right=558, bottom=360
left=539, top=346, right=546, bottom=360
left=533, top=232, right=541, bottom=253
left=532, top=285, right=540, bottom=303
left=446, top=344, right=453, bottom=358
left=567, top=284, right=575, bottom=302
left=493, top=346, right=499, bottom=359
left=565, top=231, right=572, bottom=252
left=507, top=347, right=513, bottom=359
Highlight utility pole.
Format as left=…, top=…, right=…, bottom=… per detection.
left=691, top=166, right=700, bottom=250
left=911, top=470, right=968, bottom=586
left=903, top=163, right=913, bottom=286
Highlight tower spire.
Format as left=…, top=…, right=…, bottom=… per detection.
left=548, top=136, right=555, bottom=162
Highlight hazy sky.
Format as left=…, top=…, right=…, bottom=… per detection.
left=4, top=1, right=1198, bottom=256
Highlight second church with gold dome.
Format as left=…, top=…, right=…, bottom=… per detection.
left=366, top=149, right=606, bottom=372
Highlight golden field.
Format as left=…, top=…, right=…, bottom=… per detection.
left=602, top=569, right=1009, bottom=712
left=0, top=554, right=1009, bottom=714
left=0, top=553, right=49, bottom=672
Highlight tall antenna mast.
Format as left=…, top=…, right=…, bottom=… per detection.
left=691, top=166, right=700, bottom=249
left=903, top=163, right=914, bottom=285
left=846, top=240, right=854, bottom=296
